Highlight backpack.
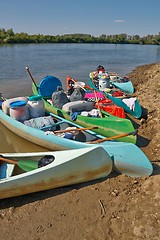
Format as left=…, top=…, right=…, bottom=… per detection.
left=52, top=86, right=69, bottom=109
left=69, top=87, right=85, bottom=102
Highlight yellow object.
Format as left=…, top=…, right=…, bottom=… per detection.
left=104, top=88, right=112, bottom=93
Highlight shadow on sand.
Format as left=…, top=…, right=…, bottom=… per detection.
left=0, top=171, right=119, bottom=210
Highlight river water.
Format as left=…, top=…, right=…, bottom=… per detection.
left=0, top=43, right=160, bottom=152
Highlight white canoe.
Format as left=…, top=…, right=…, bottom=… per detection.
left=0, top=146, right=112, bottom=199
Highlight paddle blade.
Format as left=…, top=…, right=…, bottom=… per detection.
left=18, top=160, right=38, bottom=172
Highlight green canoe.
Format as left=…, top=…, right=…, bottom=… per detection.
left=32, top=81, right=137, bottom=144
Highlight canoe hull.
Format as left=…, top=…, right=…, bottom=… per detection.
left=110, top=80, right=134, bottom=95
left=101, top=141, right=153, bottom=177
left=0, top=147, right=112, bottom=199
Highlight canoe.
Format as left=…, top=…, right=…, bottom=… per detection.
left=89, top=78, right=142, bottom=118
left=0, top=109, right=153, bottom=178
left=31, top=78, right=136, bottom=144
left=0, top=147, right=112, bottom=199
left=90, top=71, right=134, bottom=94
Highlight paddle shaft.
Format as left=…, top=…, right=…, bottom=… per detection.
left=90, top=72, right=103, bottom=118
left=68, top=77, right=86, bottom=91
left=94, top=90, right=103, bottom=118
left=88, top=130, right=138, bottom=144
left=0, top=156, right=18, bottom=165
left=26, top=66, right=38, bottom=90
left=54, top=126, right=98, bottom=134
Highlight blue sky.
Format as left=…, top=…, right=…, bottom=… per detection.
left=0, top=0, right=159, bottom=37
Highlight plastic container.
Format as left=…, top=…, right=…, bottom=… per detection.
left=98, top=73, right=110, bottom=90
left=99, top=78, right=110, bottom=90
left=2, top=97, right=28, bottom=115
left=39, top=75, right=62, bottom=98
left=28, top=95, right=45, bottom=118
left=9, top=100, right=30, bottom=122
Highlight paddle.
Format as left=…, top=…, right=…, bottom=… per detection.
left=88, top=129, right=138, bottom=144
left=0, top=156, right=38, bottom=172
left=26, top=66, right=38, bottom=91
left=94, top=90, right=103, bottom=118
left=90, top=73, right=103, bottom=118
left=0, top=155, right=55, bottom=172
left=54, top=126, right=98, bottom=134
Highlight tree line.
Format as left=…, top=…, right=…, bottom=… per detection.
left=0, top=28, right=160, bottom=45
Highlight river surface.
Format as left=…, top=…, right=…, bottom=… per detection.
left=0, top=43, right=160, bottom=152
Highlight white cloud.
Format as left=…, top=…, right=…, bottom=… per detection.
left=114, top=19, right=126, bottom=23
